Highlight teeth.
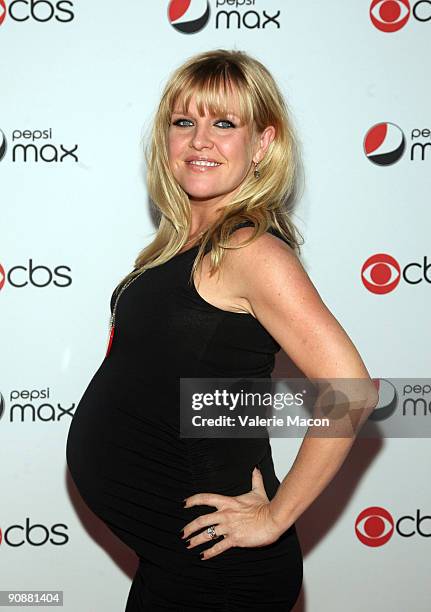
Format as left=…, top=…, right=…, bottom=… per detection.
left=188, top=160, right=220, bottom=167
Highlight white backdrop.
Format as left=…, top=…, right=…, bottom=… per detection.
left=1, top=1, right=430, bottom=610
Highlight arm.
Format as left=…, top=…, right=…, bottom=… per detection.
left=230, top=228, right=379, bottom=533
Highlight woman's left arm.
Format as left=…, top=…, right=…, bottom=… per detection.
left=233, top=230, right=378, bottom=533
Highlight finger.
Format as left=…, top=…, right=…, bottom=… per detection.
left=181, top=510, right=224, bottom=540
left=184, top=493, right=228, bottom=509
left=201, top=536, right=232, bottom=560
left=252, top=466, right=264, bottom=489
left=186, top=523, right=226, bottom=550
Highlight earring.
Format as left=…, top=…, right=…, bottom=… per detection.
left=254, top=162, right=260, bottom=179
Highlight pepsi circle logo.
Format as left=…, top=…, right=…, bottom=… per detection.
left=168, top=0, right=210, bottom=34
left=355, top=506, right=395, bottom=546
left=362, top=253, right=401, bottom=294
left=370, top=0, right=411, bottom=32
left=0, top=129, right=7, bottom=161
left=368, top=379, right=397, bottom=421
left=364, top=122, right=406, bottom=165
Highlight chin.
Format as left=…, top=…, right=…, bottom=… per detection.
left=182, top=185, right=225, bottom=200
left=187, top=192, right=223, bottom=201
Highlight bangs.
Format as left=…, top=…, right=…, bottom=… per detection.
left=168, top=63, right=254, bottom=126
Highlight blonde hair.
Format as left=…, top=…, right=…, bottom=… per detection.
left=114, top=48, right=304, bottom=295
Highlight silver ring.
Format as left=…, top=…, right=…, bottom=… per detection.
left=207, top=525, right=217, bottom=539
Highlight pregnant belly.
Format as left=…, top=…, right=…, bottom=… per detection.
left=66, top=359, right=287, bottom=568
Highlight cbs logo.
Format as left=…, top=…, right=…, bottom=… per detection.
left=370, top=0, right=431, bottom=32
left=361, top=254, right=431, bottom=294
left=356, top=506, right=431, bottom=546
left=0, top=0, right=74, bottom=25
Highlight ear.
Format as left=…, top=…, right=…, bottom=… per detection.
left=253, top=125, right=276, bottom=164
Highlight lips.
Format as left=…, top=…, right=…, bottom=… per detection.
left=186, top=161, right=221, bottom=169
left=185, top=156, right=222, bottom=163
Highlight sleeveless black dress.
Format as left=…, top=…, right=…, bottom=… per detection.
left=66, top=222, right=303, bottom=611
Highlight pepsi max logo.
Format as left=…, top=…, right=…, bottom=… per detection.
left=0, top=393, right=5, bottom=421
left=0, top=128, right=79, bottom=164
left=364, top=122, right=406, bottom=166
left=168, top=0, right=210, bottom=33
left=168, top=0, right=280, bottom=33
left=0, top=129, right=7, bottom=161
left=368, top=379, right=398, bottom=421
left=364, top=122, right=431, bottom=165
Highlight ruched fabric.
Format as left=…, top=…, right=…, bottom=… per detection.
left=66, top=222, right=303, bottom=610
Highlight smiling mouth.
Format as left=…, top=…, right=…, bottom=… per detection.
left=186, top=160, right=222, bottom=168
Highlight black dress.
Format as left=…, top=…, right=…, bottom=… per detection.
left=66, top=222, right=303, bottom=611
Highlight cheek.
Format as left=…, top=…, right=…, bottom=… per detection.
left=219, top=135, right=251, bottom=161
left=168, top=134, right=188, bottom=163
left=167, top=134, right=175, bottom=157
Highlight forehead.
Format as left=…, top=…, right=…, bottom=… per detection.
left=172, top=100, right=240, bottom=118
left=171, top=84, right=251, bottom=124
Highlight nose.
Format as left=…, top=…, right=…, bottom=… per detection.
left=190, top=122, right=214, bottom=150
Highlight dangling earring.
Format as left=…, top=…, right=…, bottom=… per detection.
left=254, top=162, right=260, bottom=179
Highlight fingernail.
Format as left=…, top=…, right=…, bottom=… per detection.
left=200, top=552, right=204, bottom=560
left=180, top=530, right=184, bottom=538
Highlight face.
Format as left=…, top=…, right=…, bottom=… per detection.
left=167, top=90, right=274, bottom=216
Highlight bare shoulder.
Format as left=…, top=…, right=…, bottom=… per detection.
left=225, top=226, right=310, bottom=300
left=225, top=227, right=373, bottom=381
left=228, top=226, right=296, bottom=257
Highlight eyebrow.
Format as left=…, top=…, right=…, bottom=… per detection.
left=171, top=110, right=240, bottom=119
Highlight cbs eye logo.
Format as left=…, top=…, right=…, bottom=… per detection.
left=356, top=506, right=431, bottom=546
left=0, top=263, right=5, bottom=290
left=362, top=254, right=431, bottom=294
left=370, top=0, right=411, bottom=32
left=361, top=254, right=401, bottom=294
left=355, top=506, right=394, bottom=547
left=370, top=0, right=431, bottom=31
left=0, top=1, right=5, bottom=25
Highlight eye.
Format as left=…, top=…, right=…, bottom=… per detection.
left=215, top=119, right=235, bottom=129
left=172, top=118, right=193, bottom=127
left=171, top=118, right=236, bottom=129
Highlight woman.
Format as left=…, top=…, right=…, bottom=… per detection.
left=66, top=49, right=378, bottom=610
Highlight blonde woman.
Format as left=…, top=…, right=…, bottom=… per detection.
left=66, top=49, right=378, bottom=610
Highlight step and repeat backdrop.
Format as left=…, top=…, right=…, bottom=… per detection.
left=1, top=1, right=429, bottom=611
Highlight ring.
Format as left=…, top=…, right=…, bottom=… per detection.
left=207, top=525, right=217, bottom=539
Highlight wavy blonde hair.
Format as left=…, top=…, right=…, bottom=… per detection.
left=114, top=48, right=304, bottom=296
